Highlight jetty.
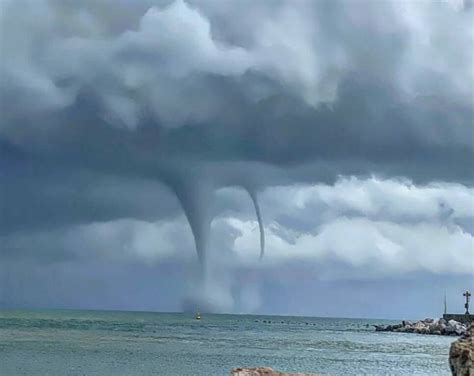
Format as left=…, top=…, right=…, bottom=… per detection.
left=375, top=290, right=473, bottom=336
left=374, top=317, right=468, bottom=336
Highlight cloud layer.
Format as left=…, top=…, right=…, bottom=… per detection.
left=2, top=177, right=473, bottom=313
left=0, top=0, right=473, bottom=315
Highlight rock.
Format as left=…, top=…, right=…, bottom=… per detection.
left=449, top=324, right=473, bottom=376
left=414, top=321, right=426, bottom=329
left=231, top=367, right=320, bottom=376
left=397, top=324, right=414, bottom=333
left=456, top=325, right=467, bottom=336
left=445, top=322, right=468, bottom=337
left=445, top=325, right=458, bottom=335
left=374, top=318, right=468, bottom=337
left=429, top=324, right=440, bottom=333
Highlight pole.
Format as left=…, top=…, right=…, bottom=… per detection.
left=444, top=292, right=447, bottom=315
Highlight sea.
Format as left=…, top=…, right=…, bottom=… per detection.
left=0, top=309, right=454, bottom=376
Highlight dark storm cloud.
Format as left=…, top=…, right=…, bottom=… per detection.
left=1, top=0, right=472, bottom=167
left=0, top=0, right=473, bottom=312
left=1, top=74, right=472, bottom=237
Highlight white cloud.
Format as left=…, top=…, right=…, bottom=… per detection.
left=1, top=217, right=196, bottom=265
left=2, top=0, right=472, bottom=128
left=4, top=177, right=471, bottom=280
left=217, top=178, right=474, bottom=278
left=264, top=177, right=474, bottom=224
left=228, top=216, right=473, bottom=278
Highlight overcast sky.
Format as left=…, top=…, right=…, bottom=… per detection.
left=0, top=0, right=473, bottom=319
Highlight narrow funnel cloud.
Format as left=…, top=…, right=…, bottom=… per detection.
left=247, top=189, right=265, bottom=260
left=171, top=180, right=212, bottom=275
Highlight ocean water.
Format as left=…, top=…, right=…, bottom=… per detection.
left=0, top=309, right=453, bottom=376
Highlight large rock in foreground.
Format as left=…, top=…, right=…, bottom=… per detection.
left=231, top=367, right=319, bottom=376
left=449, top=324, right=473, bottom=375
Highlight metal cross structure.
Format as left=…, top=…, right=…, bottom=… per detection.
left=463, top=291, right=471, bottom=315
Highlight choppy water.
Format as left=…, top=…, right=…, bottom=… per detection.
left=0, top=309, right=453, bottom=375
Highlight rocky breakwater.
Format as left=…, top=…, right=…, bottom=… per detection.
left=375, top=318, right=468, bottom=336
left=231, top=367, right=319, bottom=376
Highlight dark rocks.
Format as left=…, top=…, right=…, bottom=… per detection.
left=374, top=318, right=468, bottom=336
left=449, top=324, right=473, bottom=375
